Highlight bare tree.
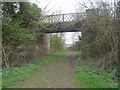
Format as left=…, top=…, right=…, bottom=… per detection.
left=76, top=0, right=118, bottom=71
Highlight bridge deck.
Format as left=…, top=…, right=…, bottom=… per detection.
left=38, top=13, right=86, bottom=33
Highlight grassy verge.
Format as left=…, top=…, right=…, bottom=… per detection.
left=50, top=51, right=70, bottom=57
left=75, top=51, right=82, bottom=57
left=0, top=70, right=2, bottom=89
left=75, top=60, right=118, bottom=88
left=2, top=56, right=55, bottom=88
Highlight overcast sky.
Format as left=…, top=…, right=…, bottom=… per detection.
left=30, top=0, right=77, bottom=14
left=29, top=0, right=116, bottom=14
left=64, top=32, right=81, bottom=46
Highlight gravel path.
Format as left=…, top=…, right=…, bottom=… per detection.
left=11, top=56, right=79, bottom=88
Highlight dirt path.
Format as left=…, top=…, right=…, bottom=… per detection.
left=11, top=55, right=79, bottom=88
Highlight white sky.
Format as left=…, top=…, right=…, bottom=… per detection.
left=29, top=0, right=116, bottom=15
left=64, top=32, right=81, bottom=46
left=30, top=0, right=77, bottom=15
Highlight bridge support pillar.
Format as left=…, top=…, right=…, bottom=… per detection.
left=35, top=34, right=50, bottom=57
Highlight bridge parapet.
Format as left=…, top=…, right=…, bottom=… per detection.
left=42, top=13, right=86, bottom=23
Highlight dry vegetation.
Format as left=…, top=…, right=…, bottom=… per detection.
left=76, top=0, right=119, bottom=73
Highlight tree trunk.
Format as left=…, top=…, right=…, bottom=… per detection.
left=2, top=47, right=10, bottom=69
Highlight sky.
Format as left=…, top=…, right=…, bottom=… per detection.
left=63, top=32, right=81, bottom=46
left=30, top=0, right=77, bottom=14
left=29, top=0, right=116, bottom=15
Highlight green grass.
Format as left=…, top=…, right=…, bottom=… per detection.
left=75, top=60, right=118, bottom=88
left=2, top=56, right=55, bottom=88
left=75, top=51, right=82, bottom=57
left=50, top=51, right=70, bottom=57
left=0, top=70, right=2, bottom=89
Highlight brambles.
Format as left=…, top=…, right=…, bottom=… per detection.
left=77, top=0, right=118, bottom=71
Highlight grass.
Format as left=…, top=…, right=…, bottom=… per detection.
left=2, top=51, right=70, bottom=88
left=0, top=70, right=2, bottom=89
left=75, top=51, right=82, bottom=57
left=2, top=56, right=55, bottom=88
left=75, top=60, right=119, bottom=88
left=50, top=51, right=70, bottom=57
left=3, top=51, right=119, bottom=88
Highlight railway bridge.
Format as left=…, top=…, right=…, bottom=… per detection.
left=37, top=13, right=86, bottom=33
left=35, top=13, right=86, bottom=56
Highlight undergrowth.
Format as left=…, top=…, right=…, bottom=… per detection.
left=75, top=51, right=82, bottom=57
left=75, top=60, right=119, bottom=88
left=0, top=70, right=2, bottom=89
left=50, top=51, right=70, bottom=57
left=2, top=56, right=55, bottom=88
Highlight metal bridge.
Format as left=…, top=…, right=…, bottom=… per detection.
left=38, top=13, right=86, bottom=33
left=42, top=13, right=86, bottom=23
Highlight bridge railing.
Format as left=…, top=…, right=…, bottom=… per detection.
left=42, top=13, right=86, bottom=23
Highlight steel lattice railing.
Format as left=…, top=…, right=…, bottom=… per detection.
left=42, top=13, right=86, bottom=23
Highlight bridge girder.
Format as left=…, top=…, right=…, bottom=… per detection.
left=36, top=13, right=86, bottom=33
left=37, top=21, right=84, bottom=33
